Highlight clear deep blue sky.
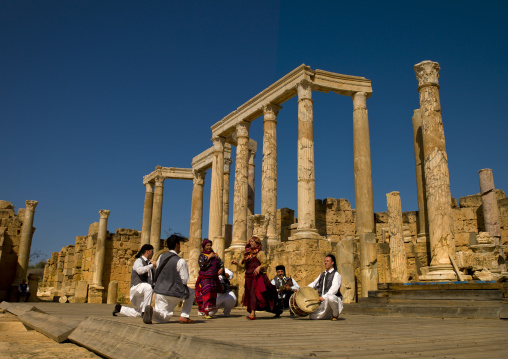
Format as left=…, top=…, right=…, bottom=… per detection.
left=1, top=1, right=507, bottom=260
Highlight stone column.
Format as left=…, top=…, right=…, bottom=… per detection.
left=222, top=158, right=232, bottom=235
left=150, top=172, right=165, bottom=253
left=387, top=192, right=409, bottom=283
left=247, top=149, right=256, bottom=239
left=188, top=170, right=206, bottom=285
left=478, top=169, right=502, bottom=245
left=415, top=60, right=456, bottom=281
left=209, top=136, right=225, bottom=245
left=292, top=80, right=320, bottom=240
left=15, top=200, right=38, bottom=283
left=352, top=91, right=377, bottom=296
left=336, top=237, right=356, bottom=303
left=92, top=209, right=110, bottom=287
left=140, top=182, right=154, bottom=247
left=230, top=121, right=251, bottom=249
left=261, top=103, right=281, bottom=245
left=107, top=280, right=118, bottom=304
left=412, top=109, right=429, bottom=242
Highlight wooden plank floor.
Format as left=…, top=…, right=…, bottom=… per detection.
left=29, top=303, right=508, bottom=358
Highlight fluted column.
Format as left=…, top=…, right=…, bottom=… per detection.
left=15, top=200, right=38, bottom=283
left=92, top=209, right=110, bottom=287
left=415, top=60, right=456, bottom=281
left=261, top=103, right=281, bottom=244
left=222, top=158, right=232, bottom=235
left=209, top=136, right=225, bottom=244
left=247, top=149, right=256, bottom=239
left=352, top=91, right=377, bottom=296
left=479, top=169, right=502, bottom=245
left=150, top=171, right=165, bottom=253
left=140, top=182, right=154, bottom=247
left=230, top=121, right=251, bottom=248
left=412, top=109, right=428, bottom=242
left=188, top=170, right=206, bottom=285
left=387, top=192, right=409, bottom=283
left=292, top=80, right=320, bottom=240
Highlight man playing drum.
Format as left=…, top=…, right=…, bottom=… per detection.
left=303, top=254, right=343, bottom=320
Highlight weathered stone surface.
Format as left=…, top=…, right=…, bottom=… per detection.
left=473, top=269, right=493, bottom=281
left=387, top=192, right=408, bottom=283
left=18, top=311, right=79, bottom=342
left=336, top=237, right=355, bottom=303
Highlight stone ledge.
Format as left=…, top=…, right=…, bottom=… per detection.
left=69, top=317, right=313, bottom=359
left=17, top=311, right=80, bottom=342
left=0, top=301, right=46, bottom=316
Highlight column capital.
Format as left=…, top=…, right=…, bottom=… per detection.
left=248, top=149, right=256, bottom=164
left=145, top=182, right=155, bottom=193
left=154, top=174, right=165, bottom=187
left=352, top=92, right=367, bottom=110
left=414, top=60, right=440, bottom=90
left=211, top=136, right=226, bottom=151
left=263, top=103, right=282, bottom=120
left=236, top=121, right=250, bottom=138
left=224, top=158, right=233, bottom=173
left=193, top=169, right=206, bottom=186
left=99, top=209, right=111, bottom=219
left=25, top=200, right=38, bottom=211
left=297, top=79, right=313, bottom=101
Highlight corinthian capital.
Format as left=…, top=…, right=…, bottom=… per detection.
left=145, top=182, right=155, bottom=193
left=99, top=209, right=111, bottom=219
left=297, top=80, right=312, bottom=100
left=263, top=103, right=282, bottom=120
left=25, top=200, right=38, bottom=211
left=211, top=136, right=226, bottom=152
left=193, top=169, right=206, bottom=186
left=236, top=121, right=250, bottom=138
left=414, top=60, right=440, bottom=89
left=352, top=92, right=367, bottom=110
left=154, top=174, right=165, bottom=187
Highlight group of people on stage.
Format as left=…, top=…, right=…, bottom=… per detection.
left=113, top=234, right=343, bottom=323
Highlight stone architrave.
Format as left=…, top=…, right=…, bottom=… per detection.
left=140, top=182, right=154, bottom=247
left=412, top=109, right=428, bottom=242
left=415, top=60, right=456, bottom=281
left=352, top=92, right=377, bottom=296
left=230, top=121, right=251, bottom=249
left=209, top=136, right=225, bottom=250
left=92, top=209, right=110, bottom=288
left=188, top=170, right=206, bottom=285
left=15, top=200, right=38, bottom=283
left=222, top=158, right=232, bottom=236
left=478, top=169, right=502, bottom=245
left=150, top=172, right=165, bottom=253
left=292, top=80, right=320, bottom=240
left=336, top=237, right=356, bottom=303
left=387, top=192, right=409, bottom=283
left=107, top=280, right=118, bottom=304
left=261, top=103, right=281, bottom=245
left=247, top=149, right=256, bottom=239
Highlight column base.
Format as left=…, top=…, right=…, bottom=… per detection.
left=289, top=228, right=322, bottom=241
left=267, top=236, right=280, bottom=246
left=88, top=285, right=104, bottom=304
left=419, top=265, right=459, bottom=281
left=416, top=233, right=428, bottom=243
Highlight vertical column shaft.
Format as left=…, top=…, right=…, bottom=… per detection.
left=93, top=209, right=110, bottom=287
left=247, top=149, right=256, bottom=239
left=150, top=173, right=165, bottom=253
left=140, top=182, right=154, bottom=247
left=412, top=109, right=428, bottom=241
left=209, top=136, right=225, bottom=245
left=479, top=169, right=502, bottom=244
left=188, top=170, right=206, bottom=285
left=387, top=192, right=409, bottom=283
left=222, top=158, right=232, bottom=235
left=15, top=200, right=38, bottom=282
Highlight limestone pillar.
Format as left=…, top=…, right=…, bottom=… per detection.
left=209, top=136, right=225, bottom=248
left=478, top=169, right=501, bottom=244
left=261, top=103, right=281, bottom=244
left=150, top=172, right=165, bottom=253
left=140, top=182, right=154, bottom=247
left=92, top=209, right=110, bottom=287
left=222, top=158, right=232, bottom=236
left=336, top=237, right=356, bottom=303
left=188, top=170, right=206, bottom=285
left=412, top=109, right=428, bottom=242
left=247, top=149, right=256, bottom=239
left=292, top=80, right=320, bottom=240
left=415, top=60, right=456, bottom=281
left=352, top=91, right=377, bottom=296
left=107, top=280, right=118, bottom=304
left=15, top=200, right=38, bottom=284
left=230, top=121, right=251, bottom=249
left=387, top=192, right=409, bottom=283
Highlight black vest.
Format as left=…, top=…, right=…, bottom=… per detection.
left=153, top=252, right=187, bottom=298
left=314, top=269, right=342, bottom=299
left=130, top=257, right=153, bottom=287
left=19, top=283, right=28, bottom=293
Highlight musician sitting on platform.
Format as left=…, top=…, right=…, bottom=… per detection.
left=271, top=265, right=299, bottom=317
left=302, top=254, right=343, bottom=321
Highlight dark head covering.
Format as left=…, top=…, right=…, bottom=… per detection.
left=242, top=236, right=262, bottom=263
left=201, top=239, right=213, bottom=254
left=135, top=244, right=154, bottom=258
left=276, top=265, right=285, bottom=272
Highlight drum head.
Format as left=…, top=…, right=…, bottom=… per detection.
left=295, top=287, right=319, bottom=314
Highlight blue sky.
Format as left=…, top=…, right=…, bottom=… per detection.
left=1, top=1, right=507, bottom=260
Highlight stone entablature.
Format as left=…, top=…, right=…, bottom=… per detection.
left=143, top=167, right=194, bottom=184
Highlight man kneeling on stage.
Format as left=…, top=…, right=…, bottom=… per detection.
left=305, top=254, right=343, bottom=320
left=208, top=267, right=237, bottom=317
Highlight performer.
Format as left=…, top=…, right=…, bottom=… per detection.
left=231, top=236, right=280, bottom=320
left=17, top=279, right=30, bottom=302
left=304, top=254, right=343, bottom=320
left=195, top=239, right=224, bottom=319
left=143, top=234, right=195, bottom=324
left=113, top=244, right=155, bottom=317
left=271, top=265, right=299, bottom=317
left=208, top=268, right=237, bottom=317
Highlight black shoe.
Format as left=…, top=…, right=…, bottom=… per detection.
left=290, top=311, right=295, bottom=318
left=143, top=305, right=153, bottom=324
left=112, top=303, right=121, bottom=316
left=273, top=313, right=281, bottom=318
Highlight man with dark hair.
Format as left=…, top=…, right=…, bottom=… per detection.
left=17, top=279, right=30, bottom=302
left=271, top=265, right=299, bottom=317
left=305, top=254, right=343, bottom=320
left=143, top=234, right=195, bottom=324
left=113, top=244, right=155, bottom=317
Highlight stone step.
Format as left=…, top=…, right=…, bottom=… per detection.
left=368, top=289, right=503, bottom=301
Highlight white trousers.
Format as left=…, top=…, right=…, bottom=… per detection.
left=209, top=291, right=237, bottom=316
left=152, top=288, right=195, bottom=323
left=119, top=283, right=153, bottom=317
left=309, top=295, right=343, bottom=320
